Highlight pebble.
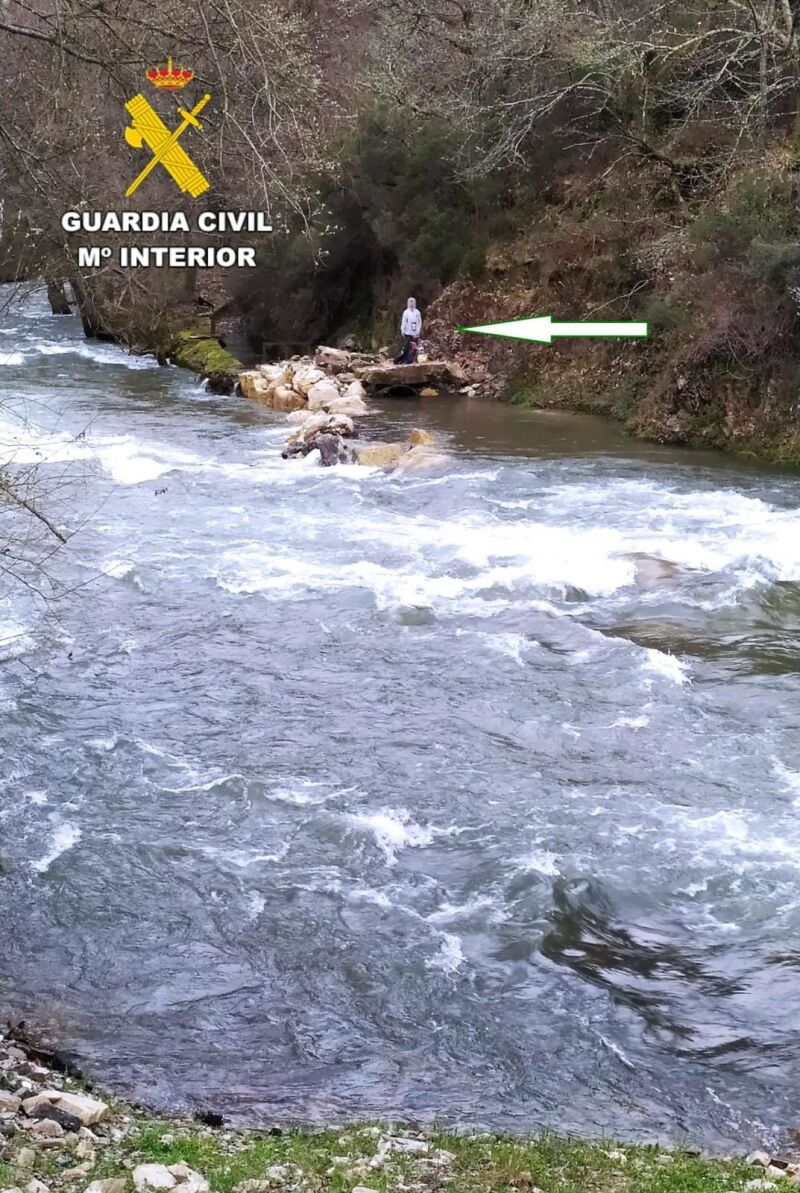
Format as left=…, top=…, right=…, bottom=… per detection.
left=28, top=1121, right=62, bottom=1142
left=74, top=1139, right=96, bottom=1162
left=24, top=1179, right=49, bottom=1193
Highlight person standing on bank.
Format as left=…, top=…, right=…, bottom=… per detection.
left=395, top=297, right=423, bottom=364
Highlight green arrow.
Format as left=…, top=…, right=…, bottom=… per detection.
left=457, top=315, right=649, bottom=344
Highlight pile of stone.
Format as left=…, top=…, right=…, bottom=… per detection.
left=0, top=1034, right=211, bottom=1193
left=238, top=345, right=448, bottom=471
left=743, top=1151, right=800, bottom=1187
left=238, top=348, right=371, bottom=416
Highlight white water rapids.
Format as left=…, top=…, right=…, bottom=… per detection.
left=1, top=287, right=800, bottom=1150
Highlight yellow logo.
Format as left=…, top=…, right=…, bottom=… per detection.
left=124, top=59, right=210, bottom=198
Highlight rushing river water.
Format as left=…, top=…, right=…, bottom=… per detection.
left=1, top=287, right=800, bottom=1151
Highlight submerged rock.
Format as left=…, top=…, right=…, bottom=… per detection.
left=351, top=442, right=406, bottom=468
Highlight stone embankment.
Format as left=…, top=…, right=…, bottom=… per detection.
left=237, top=347, right=450, bottom=470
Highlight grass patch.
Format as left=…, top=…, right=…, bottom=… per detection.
left=65, top=1119, right=757, bottom=1193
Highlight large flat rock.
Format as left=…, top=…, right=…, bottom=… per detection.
left=357, top=361, right=456, bottom=389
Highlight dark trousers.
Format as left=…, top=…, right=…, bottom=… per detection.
left=394, top=335, right=418, bottom=365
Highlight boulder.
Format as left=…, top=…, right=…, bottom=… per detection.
left=352, top=442, right=406, bottom=468
left=0, top=1092, right=20, bottom=1115
left=419, top=387, right=438, bottom=398
left=133, top=1166, right=177, bottom=1191
left=324, top=394, right=369, bottom=417
left=28, top=1102, right=82, bottom=1132
left=258, top=363, right=292, bottom=386
left=395, top=446, right=448, bottom=473
left=269, top=384, right=307, bottom=413
left=23, top=1091, right=107, bottom=1128
left=307, top=380, right=342, bottom=412
left=238, top=371, right=272, bottom=402
left=291, top=365, right=325, bottom=396
left=408, top=428, right=435, bottom=446
left=317, top=434, right=355, bottom=467
left=314, top=346, right=351, bottom=374
left=286, top=413, right=355, bottom=447
left=359, top=361, right=456, bottom=389
left=344, top=379, right=367, bottom=402
left=285, top=409, right=316, bottom=425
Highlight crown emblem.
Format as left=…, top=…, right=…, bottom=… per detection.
left=146, top=56, right=194, bottom=89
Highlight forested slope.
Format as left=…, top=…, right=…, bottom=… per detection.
left=2, top=1, right=800, bottom=457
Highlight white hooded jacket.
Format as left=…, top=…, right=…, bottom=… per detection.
left=401, top=306, right=422, bottom=337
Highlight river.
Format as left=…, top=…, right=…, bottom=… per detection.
left=1, top=287, right=799, bottom=1151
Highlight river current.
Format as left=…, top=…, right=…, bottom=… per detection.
left=1, top=288, right=799, bottom=1151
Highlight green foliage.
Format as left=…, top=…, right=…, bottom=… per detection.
left=639, top=294, right=690, bottom=334
left=692, top=172, right=796, bottom=267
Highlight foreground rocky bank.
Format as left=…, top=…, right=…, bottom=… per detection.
left=0, top=1033, right=793, bottom=1193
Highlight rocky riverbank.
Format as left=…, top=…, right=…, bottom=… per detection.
left=0, top=1031, right=788, bottom=1193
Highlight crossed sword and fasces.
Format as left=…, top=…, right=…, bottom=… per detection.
left=124, top=92, right=211, bottom=197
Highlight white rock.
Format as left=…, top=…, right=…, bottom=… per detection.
left=1, top=1187, right=25, bottom=1193
left=749, top=1154, right=773, bottom=1169
left=258, top=364, right=292, bottom=386
left=605, top=1150, right=627, bottom=1163
left=745, top=1182, right=777, bottom=1191
left=15, top=1150, right=35, bottom=1170
left=84, top=1181, right=127, bottom=1193
left=767, top=1170, right=789, bottom=1181
left=307, top=380, right=342, bottom=412
left=168, top=1166, right=208, bottom=1193
left=324, top=394, right=368, bottom=417
left=352, top=1187, right=380, bottom=1193
left=344, top=380, right=367, bottom=402
left=25, top=1180, right=49, bottom=1193
left=133, top=1165, right=178, bottom=1191
left=292, top=366, right=326, bottom=396
left=655, top=1155, right=674, bottom=1166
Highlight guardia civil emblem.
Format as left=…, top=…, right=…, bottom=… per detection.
left=124, top=57, right=211, bottom=198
